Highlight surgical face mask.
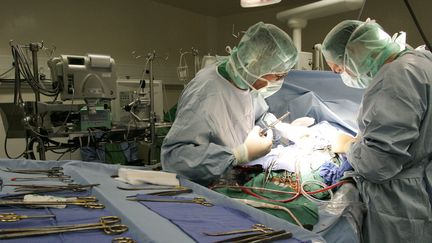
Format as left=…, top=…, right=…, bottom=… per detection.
left=340, top=72, right=371, bottom=89
left=244, top=77, right=284, bottom=98
left=258, top=79, right=284, bottom=98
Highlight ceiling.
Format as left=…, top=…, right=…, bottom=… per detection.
left=151, top=0, right=319, bottom=17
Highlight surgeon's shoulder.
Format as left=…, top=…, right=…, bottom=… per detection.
left=379, top=52, right=430, bottom=102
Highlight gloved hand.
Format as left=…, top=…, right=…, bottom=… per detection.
left=233, top=126, right=273, bottom=164
left=330, top=132, right=356, bottom=154
left=274, top=122, right=312, bottom=144
left=290, top=117, right=315, bottom=127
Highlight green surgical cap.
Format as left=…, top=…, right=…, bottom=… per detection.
left=226, top=22, right=298, bottom=89
left=322, top=19, right=403, bottom=82
left=322, top=20, right=363, bottom=65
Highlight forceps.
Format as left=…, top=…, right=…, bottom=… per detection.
left=0, top=167, right=64, bottom=177
left=127, top=196, right=213, bottom=207
left=0, top=216, right=128, bottom=239
left=203, top=224, right=273, bottom=236
left=0, top=213, right=56, bottom=222
left=260, top=111, right=290, bottom=136
left=263, top=158, right=277, bottom=187
left=0, top=200, right=105, bottom=209
left=214, top=230, right=292, bottom=243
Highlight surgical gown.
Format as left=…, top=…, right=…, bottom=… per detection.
left=347, top=50, right=432, bottom=243
left=161, top=64, right=273, bottom=185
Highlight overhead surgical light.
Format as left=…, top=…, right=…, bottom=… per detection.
left=240, top=0, right=281, bottom=8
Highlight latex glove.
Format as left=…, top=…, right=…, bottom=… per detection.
left=331, top=132, right=356, bottom=154
left=233, top=126, right=273, bottom=164
left=290, top=117, right=315, bottom=127
left=274, top=122, right=312, bottom=143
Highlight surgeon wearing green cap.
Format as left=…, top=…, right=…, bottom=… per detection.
left=322, top=19, right=432, bottom=242
left=161, top=22, right=305, bottom=186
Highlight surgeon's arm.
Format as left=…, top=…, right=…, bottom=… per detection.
left=347, top=80, right=424, bottom=183
left=161, top=110, right=235, bottom=185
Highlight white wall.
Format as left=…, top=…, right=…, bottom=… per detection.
left=0, top=0, right=217, bottom=160
left=0, top=0, right=218, bottom=88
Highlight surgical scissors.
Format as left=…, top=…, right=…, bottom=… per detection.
left=117, top=185, right=188, bottom=191
left=260, top=111, right=290, bottom=136
left=112, top=237, right=137, bottom=243
left=0, top=216, right=121, bottom=233
left=0, top=213, right=56, bottom=222
left=127, top=196, right=213, bottom=207
left=0, top=200, right=105, bottom=209
left=0, top=166, right=65, bottom=177
left=0, top=216, right=128, bottom=239
left=4, top=183, right=99, bottom=193
left=203, top=224, right=273, bottom=236
left=10, top=175, right=73, bottom=183
left=213, top=230, right=291, bottom=243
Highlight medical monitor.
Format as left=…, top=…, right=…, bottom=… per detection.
left=48, top=54, right=117, bottom=101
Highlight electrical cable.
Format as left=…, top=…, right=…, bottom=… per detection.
left=25, top=137, right=37, bottom=160
left=26, top=88, right=76, bottom=139
left=305, top=180, right=348, bottom=195
left=11, top=44, right=60, bottom=97
left=56, top=147, right=78, bottom=161
left=300, top=180, right=334, bottom=204
left=11, top=48, right=24, bottom=105
left=3, top=131, right=26, bottom=159
left=403, top=0, right=432, bottom=51
left=356, top=0, right=367, bottom=20
left=0, top=66, right=14, bottom=78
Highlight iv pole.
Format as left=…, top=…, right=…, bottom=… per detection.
left=147, top=51, right=157, bottom=164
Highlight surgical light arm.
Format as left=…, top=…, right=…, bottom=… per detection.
left=276, top=0, right=365, bottom=51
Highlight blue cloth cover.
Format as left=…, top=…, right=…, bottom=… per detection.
left=133, top=194, right=308, bottom=243
left=266, top=70, right=363, bottom=135
left=0, top=206, right=136, bottom=243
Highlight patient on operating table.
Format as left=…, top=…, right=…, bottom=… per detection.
left=213, top=120, right=354, bottom=228
left=246, top=120, right=354, bottom=185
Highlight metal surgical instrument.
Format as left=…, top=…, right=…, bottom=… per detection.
left=3, top=183, right=99, bottom=193
left=0, top=213, right=56, bottom=222
left=0, top=216, right=121, bottom=233
left=260, top=111, right=290, bottom=136
left=203, top=224, right=273, bottom=236
left=147, top=188, right=193, bottom=196
left=0, top=199, right=105, bottom=209
left=116, top=185, right=188, bottom=191
left=0, top=216, right=128, bottom=239
left=0, top=166, right=64, bottom=177
left=117, top=185, right=193, bottom=196
left=127, top=196, right=213, bottom=207
left=112, top=237, right=137, bottom=243
left=214, top=230, right=292, bottom=243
